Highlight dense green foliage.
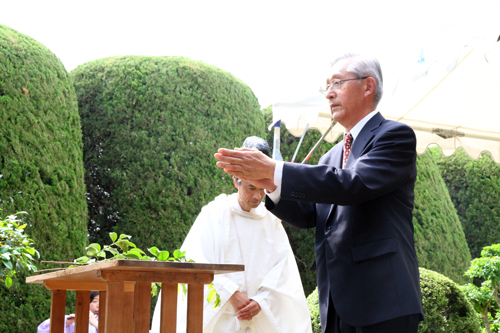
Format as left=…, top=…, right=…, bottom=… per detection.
left=263, top=107, right=471, bottom=292
left=0, top=24, right=87, bottom=333
left=430, top=148, right=500, bottom=259
left=306, top=268, right=481, bottom=333
left=463, top=244, right=500, bottom=332
left=0, top=211, right=39, bottom=288
left=413, top=151, right=471, bottom=284
left=71, top=56, right=266, bottom=251
left=419, top=268, right=481, bottom=332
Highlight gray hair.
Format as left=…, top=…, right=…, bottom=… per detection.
left=331, top=53, right=383, bottom=108
left=234, top=136, right=270, bottom=185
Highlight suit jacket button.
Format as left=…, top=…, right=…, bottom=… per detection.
left=291, top=191, right=295, bottom=197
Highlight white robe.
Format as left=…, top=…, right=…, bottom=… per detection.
left=151, top=193, right=312, bottom=333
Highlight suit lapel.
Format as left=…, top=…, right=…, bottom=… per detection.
left=344, top=112, right=384, bottom=169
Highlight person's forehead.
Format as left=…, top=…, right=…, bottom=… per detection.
left=327, top=58, right=352, bottom=80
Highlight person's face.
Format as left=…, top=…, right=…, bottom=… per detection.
left=325, top=58, right=367, bottom=131
left=234, top=179, right=265, bottom=212
left=90, top=295, right=99, bottom=314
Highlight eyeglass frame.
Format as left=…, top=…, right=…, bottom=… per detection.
left=320, top=76, right=369, bottom=95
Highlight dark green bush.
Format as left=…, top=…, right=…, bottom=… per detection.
left=430, top=147, right=500, bottom=259
left=413, top=151, right=471, bottom=284
left=0, top=24, right=87, bottom=332
left=70, top=55, right=266, bottom=251
left=306, top=268, right=481, bottom=333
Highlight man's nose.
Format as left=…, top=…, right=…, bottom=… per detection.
left=325, top=88, right=336, bottom=99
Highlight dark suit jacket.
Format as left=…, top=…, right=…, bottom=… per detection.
left=266, top=112, right=423, bottom=329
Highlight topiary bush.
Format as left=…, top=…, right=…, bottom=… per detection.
left=413, top=151, right=471, bottom=284
left=430, top=147, right=500, bottom=259
left=0, top=24, right=88, bottom=332
left=306, top=268, right=481, bottom=333
left=70, top=55, right=266, bottom=251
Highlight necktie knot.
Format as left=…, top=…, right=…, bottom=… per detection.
left=343, top=133, right=353, bottom=168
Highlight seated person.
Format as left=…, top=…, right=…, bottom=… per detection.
left=38, top=291, right=99, bottom=333
left=151, top=136, right=312, bottom=333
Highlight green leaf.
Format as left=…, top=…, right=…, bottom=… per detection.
left=17, top=224, right=27, bottom=230
left=88, top=243, right=101, bottom=252
left=207, top=288, right=216, bottom=303
left=173, top=249, right=181, bottom=259
left=3, top=259, right=13, bottom=270
left=148, top=247, right=159, bottom=257
left=119, top=234, right=132, bottom=240
left=5, top=276, right=12, bottom=288
left=109, top=232, right=118, bottom=243
left=157, top=251, right=170, bottom=261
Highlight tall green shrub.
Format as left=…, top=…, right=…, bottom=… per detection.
left=413, top=151, right=471, bottom=284
left=431, top=148, right=500, bottom=259
left=71, top=56, right=266, bottom=251
left=306, top=268, right=481, bottom=333
left=262, top=107, right=471, bottom=291
left=0, top=25, right=87, bottom=332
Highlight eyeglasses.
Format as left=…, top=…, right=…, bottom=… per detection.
left=320, top=76, right=369, bottom=95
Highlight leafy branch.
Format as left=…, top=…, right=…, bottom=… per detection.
left=0, top=210, right=39, bottom=288
left=73, top=232, right=220, bottom=307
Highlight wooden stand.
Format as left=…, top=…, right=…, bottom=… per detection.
left=27, top=260, right=243, bottom=333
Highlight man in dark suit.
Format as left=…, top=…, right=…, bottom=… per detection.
left=215, top=53, right=424, bottom=332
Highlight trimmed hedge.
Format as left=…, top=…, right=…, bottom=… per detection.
left=306, top=268, right=481, bottom=332
left=413, top=151, right=471, bottom=284
left=70, top=55, right=266, bottom=251
left=0, top=25, right=87, bottom=332
left=431, top=147, right=500, bottom=259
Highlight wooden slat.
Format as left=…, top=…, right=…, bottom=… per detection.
left=75, top=290, right=90, bottom=333
left=49, top=289, right=66, bottom=333
left=105, top=282, right=124, bottom=333
left=123, top=291, right=134, bottom=333
left=134, top=282, right=152, bottom=333
left=186, top=284, right=204, bottom=333
left=98, top=291, right=106, bottom=333
left=100, top=270, right=213, bottom=285
left=160, top=283, right=178, bottom=333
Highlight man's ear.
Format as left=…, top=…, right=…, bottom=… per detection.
left=364, top=77, right=376, bottom=98
left=233, top=177, right=239, bottom=190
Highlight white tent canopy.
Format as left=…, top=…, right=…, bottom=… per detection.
left=272, top=41, right=500, bottom=163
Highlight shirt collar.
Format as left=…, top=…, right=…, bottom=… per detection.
left=345, top=110, right=378, bottom=141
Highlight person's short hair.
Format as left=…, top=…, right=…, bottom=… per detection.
left=331, top=53, right=383, bottom=108
left=234, top=136, right=270, bottom=185
left=90, top=291, right=99, bottom=303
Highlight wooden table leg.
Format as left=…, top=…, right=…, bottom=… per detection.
left=160, top=282, right=178, bottom=333
left=105, top=281, right=124, bottom=333
left=49, top=289, right=66, bottom=333
left=134, top=282, right=151, bottom=333
left=75, top=290, right=90, bottom=333
left=98, top=291, right=106, bottom=333
left=186, top=284, right=204, bottom=333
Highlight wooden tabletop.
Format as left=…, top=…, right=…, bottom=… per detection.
left=27, top=260, right=244, bottom=285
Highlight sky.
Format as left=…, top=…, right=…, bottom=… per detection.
left=1, top=0, right=499, bottom=108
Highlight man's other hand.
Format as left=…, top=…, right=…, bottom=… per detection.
left=215, top=148, right=276, bottom=181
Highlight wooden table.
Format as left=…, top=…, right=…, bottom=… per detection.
left=26, top=260, right=243, bottom=333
